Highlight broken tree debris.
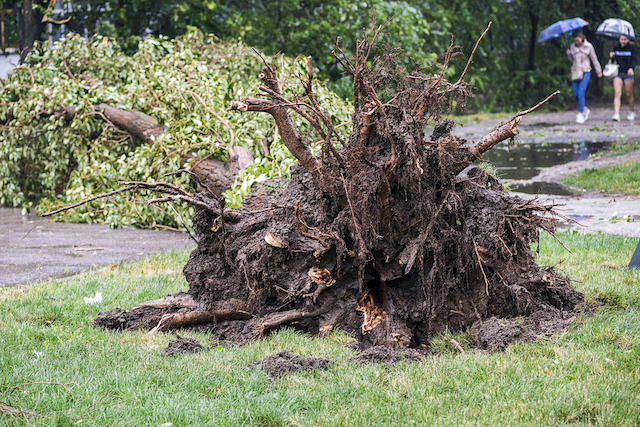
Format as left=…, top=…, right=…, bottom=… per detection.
left=79, top=21, right=583, bottom=351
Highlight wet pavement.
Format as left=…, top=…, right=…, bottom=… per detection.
left=453, top=106, right=640, bottom=145
left=0, top=208, right=195, bottom=286
left=455, top=107, right=640, bottom=239
left=514, top=192, right=640, bottom=238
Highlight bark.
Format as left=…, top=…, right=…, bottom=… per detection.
left=94, top=104, right=164, bottom=142
left=16, top=0, right=47, bottom=64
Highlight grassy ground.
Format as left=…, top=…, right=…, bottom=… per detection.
left=562, top=157, right=640, bottom=195
left=1, top=232, right=639, bottom=426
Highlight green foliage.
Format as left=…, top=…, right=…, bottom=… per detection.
left=63, top=0, right=444, bottom=99
left=0, top=32, right=352, bottom=228
left=13, top=0, right=635, bottom=111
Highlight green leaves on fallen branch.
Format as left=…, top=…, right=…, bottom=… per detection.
left=0, top=32, right=352, bottom=229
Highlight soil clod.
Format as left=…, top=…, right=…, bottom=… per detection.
left=472, top=317, right=536, bottom=352
left=257, top=350, right=330, bottom=377
left=163, top=335, right=205, bottom=356
left=351, top=346, right=431, bottom=366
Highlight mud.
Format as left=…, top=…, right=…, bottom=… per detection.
left=163, top=335, right=205, bottom=356
left=350, top=346, right=431, bottom=365
left=257, top=350, right=330, bottom=377
left=472, top=308, right=578, bottom=352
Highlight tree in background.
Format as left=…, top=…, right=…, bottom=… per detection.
left=13, top=0, right=47, bottom=62
left=10, top=0, right=640, bottom=110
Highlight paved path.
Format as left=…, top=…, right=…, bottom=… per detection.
left=452, top=106, right=640, bottom=144
left=0, top=208, right=195, bottom=286
left=514, top=192, right=640, bottom=238
left=451, top=106, right=640, bottom=239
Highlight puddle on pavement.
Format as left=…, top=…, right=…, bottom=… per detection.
left=482, top=140, right=611, bottom=195
left=522, top=121, right=567, bottom=129
left=510, top=181, right=576, bottom=196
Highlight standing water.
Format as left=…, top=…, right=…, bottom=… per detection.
left=481, top=140, right=611, bottom=195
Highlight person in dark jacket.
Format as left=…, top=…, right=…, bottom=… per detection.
left=610, top=35, right=637, bottom=121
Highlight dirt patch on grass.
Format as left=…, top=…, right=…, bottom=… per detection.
left=163, top=335, right=205, bottom=356
left=472, top=308, right=578, bottom=352
left=257, top=350, right=330, bottom=377
left=350, top=346, right=431, bottom=365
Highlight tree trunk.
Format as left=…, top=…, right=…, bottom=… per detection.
left=1, top=103, right=250, bottom=196
left=16, top=0, right=46, bottom=64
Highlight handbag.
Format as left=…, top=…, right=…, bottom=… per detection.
left=571, top=68, right=584, bottom=81
left=603, top=60, right=619, bottom=77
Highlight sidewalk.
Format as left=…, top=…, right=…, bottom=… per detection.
left=452, top=106, right=640, bottom=238
left=0, top=208, right=195, bottom=286
left=452, top=106, right=640, bottom=144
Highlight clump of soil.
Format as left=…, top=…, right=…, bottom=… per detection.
left=163, top=335, right=205, bottom=356
left=93, top=22, right=583, bottom=354
left=472, top=308, right=578, bottom=351
left=350, top=346, right=430, bottom=365
left=257, top=350, right=330, bottom=377
left=472, top=317, right=536, bottom=352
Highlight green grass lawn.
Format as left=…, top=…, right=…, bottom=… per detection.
left=562, top=159, right=640, bottom=195
left=1, top=232, right=639, bottom=426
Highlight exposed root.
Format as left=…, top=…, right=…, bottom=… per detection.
left=89, top=19, right=583, bottom=351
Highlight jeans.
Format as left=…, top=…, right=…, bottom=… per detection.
left=572, top=71, right=591, bottom=113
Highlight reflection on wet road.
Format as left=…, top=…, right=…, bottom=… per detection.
left=482, top=141, right=611, bottom=194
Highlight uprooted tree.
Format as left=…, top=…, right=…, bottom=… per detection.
left=77, top=22, right=583, bottom=349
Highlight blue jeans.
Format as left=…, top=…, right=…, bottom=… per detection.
left=572, top=71, right=591, bottom=113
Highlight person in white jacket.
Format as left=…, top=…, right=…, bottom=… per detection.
left=566, top=30, right=603, bottom=123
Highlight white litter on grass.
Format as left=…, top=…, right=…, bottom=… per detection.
left=33, top=351, right=43, bottom=358
left=84, top=292, right=103, bottom=305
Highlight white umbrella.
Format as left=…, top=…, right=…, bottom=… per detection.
left=596, top=18, right=636, bottom=41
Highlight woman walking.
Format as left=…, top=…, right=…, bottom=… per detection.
left=566, top=30, right=603, bottom=124
left=610, top=35, right=637, bottom=121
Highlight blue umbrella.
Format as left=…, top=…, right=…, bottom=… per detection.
left=537, top=17, right=589, bottom=43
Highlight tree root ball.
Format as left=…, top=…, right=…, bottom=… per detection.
left=93, top=22, right=583, bottom=352
left=96, top=164, right=583, bottom=350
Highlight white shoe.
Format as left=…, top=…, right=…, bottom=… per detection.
left=627, top=112, right=636, bottom=121
left=612, top=113, right=621, bottom=121
left=576, top=112, right=586, bottom=124
left=583, top=107, right=590, bottom=121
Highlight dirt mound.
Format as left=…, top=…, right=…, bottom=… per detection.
left=92, top=22, right=583, bottom=353
left=350, top=346, right=430, bottom=365
left=472, top=308, right=578, bottom=351
left=163, top=335, right=205, bottom=356
left=472, top=317, right=536, bottom=352
left=257, top=351, right=330, bottom=377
